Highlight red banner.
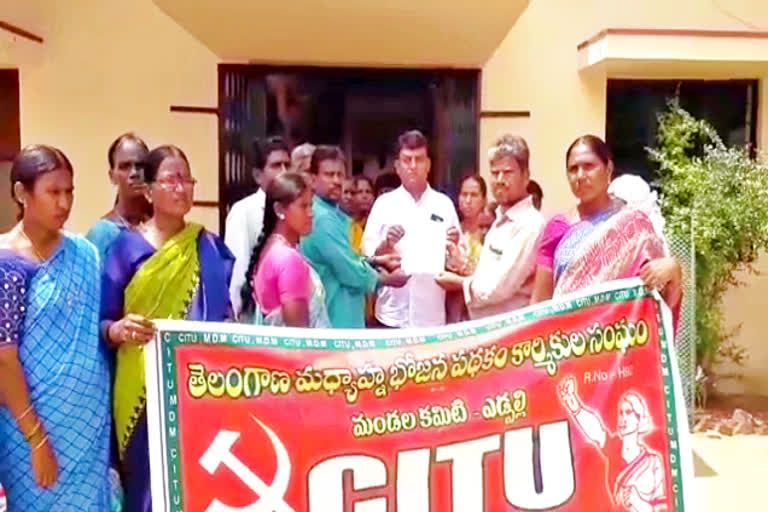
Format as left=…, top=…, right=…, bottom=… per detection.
left=146, top=279, right=694, bottom=512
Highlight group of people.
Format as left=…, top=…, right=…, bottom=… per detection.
left=0, top=127, right=682, bottom=511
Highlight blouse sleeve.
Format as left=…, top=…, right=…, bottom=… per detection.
left=276, top=248, right=312, bottom=304
left=100, top=231, right=152, bottom=322
left=537, top=214, right=571, bottom=270
left=0, top=259, right=31, bottom=348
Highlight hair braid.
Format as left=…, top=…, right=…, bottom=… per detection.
left=239, top=171, right=308, bottom=317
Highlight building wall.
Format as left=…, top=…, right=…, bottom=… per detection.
left=481, top=0, right=768, bottom=395
left=10, top=0, right=220, bottom=234
left=6, top=0, right=768, bottom=392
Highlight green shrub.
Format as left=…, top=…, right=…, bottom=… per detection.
left=648, top=99, right=768, bottom=363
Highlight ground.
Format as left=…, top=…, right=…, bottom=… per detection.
left=692, top=393, right=768, bottom=511
left=694, top=434, right=767, bottom=511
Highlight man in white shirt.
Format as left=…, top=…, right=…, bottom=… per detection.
left=436, top=135, right=545, bottom=319
left=224, top=137, right=291, bottom=318
left=362, top=130, right=460, bottom=328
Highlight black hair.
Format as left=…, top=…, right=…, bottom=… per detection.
left=459, top=174, right=487, bottom=199
left=142, top=145, right=190, bottom=183
left=240, top=171, right=309, bottom=317
left=565, top=134, right=614, bottom=167
left=374, top=172, right=401, bottom=196
left=11, top=144, right=73, bottom=217
left=395, top=129, right=429, bottom=157
left=527, top=179, right=543, bottom=198
left=108, top=132, right=149, bottom=168
left=308, top=145, right=346, bottom=175
left=490, top=134, right=530, bottom=173
left=353, top=175, right=374, bottom=190
left=253, top=136, right=291, bottom=170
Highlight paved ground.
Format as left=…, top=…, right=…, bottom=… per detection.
left=693, top=433, right=767, bottom=511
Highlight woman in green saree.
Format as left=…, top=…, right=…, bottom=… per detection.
left=100, top=145, right=234, bottom=512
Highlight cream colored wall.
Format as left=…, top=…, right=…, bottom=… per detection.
left=719, top=77, right=768, bottom=396
left=482, top=0, right=768, bottom=394
left=480, top=0, right=607, bottom=215
left=12, top=0, right=220, bottom=234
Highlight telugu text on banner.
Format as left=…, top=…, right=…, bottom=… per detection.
left=145, top=278, right=694, bottom=512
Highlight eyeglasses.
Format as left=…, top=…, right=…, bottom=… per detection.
left=155, top=178, right=197, bottom=190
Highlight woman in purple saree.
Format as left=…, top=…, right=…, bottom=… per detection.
left=101, top=145, right=233, bottom=512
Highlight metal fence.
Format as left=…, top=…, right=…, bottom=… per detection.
left=669, top=232, right=697, bottom=419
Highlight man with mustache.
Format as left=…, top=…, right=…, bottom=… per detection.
left=436, top=135, right=544, bottom=319
left=300, top=145, right=407, bottom=328
left=363, top=130, right=461, bottom=328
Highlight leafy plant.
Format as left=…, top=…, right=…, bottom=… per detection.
left=648, top=99, right=768, bottom=364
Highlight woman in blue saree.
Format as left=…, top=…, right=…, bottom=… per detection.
left=86, top=133, right=151, bottom=260
left=0, top=145, right=111, bottom=510
left=101, top=144, right=233, bottom=512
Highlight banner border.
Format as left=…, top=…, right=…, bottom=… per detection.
left=145, top=278, right=692, bottom=512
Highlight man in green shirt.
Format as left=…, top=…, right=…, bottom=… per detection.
left=300, top=145, right=407, bottom=328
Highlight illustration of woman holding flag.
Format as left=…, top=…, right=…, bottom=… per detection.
left=558, top=375, right=668, bottom=511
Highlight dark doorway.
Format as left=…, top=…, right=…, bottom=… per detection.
left=606, top=79, right=758, bottom=182
left=0, top=69, right=21, bottom=231
left=218, top=65, right=479, bottom=233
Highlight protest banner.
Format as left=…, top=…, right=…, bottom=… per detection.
left=145, top=278, right=694, bottom=511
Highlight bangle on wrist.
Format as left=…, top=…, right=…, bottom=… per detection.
left=15, top=404, right=33, bottom=423
left=32, top=434, right=49, bottom=452
left=24, top=420, right=43, bottom=442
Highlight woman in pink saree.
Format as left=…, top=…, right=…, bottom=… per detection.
left=532, top=135, right=681, bottom=309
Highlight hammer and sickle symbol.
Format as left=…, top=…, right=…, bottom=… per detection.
left=199, top=414, right=295, bottom=512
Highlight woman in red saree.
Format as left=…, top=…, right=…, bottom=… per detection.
left=531, top=135, right=681, bottom=309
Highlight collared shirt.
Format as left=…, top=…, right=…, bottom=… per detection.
left=463, top=195, right=544, bottom=319
left=362, top=185, right=460, bottom=328
left=224, top=189, right=265, bottom=318
left=300, top=196, right=379, bottom=328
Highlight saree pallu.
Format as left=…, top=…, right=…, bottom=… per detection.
left=102, top=224, right=233, bottom=512
left=0, top=235, right=111, bottom=511
left=554, top=206, right=665, bottom=297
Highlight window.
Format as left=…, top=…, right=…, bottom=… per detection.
left=606, top=79, right=758, bottom=181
